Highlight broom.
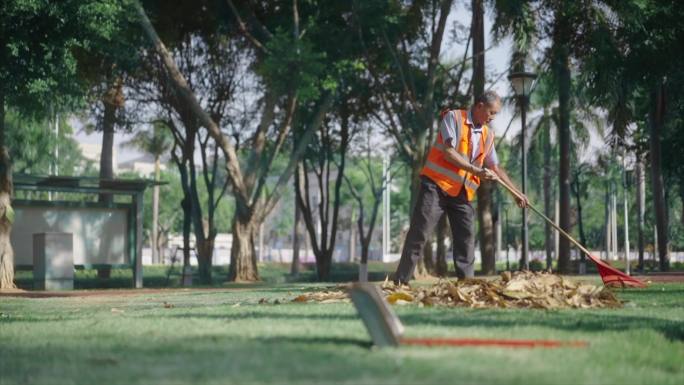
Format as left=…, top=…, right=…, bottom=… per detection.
left=494, top=176, right=646, bottom=288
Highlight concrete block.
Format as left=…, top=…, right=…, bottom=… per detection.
left=33, top=233, right=74, bottom=291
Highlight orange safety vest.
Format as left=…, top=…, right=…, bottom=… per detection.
left=420, top=109, right=495, bottom=201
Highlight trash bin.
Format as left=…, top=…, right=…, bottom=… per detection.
left=33, top=232, right=74, bottom=290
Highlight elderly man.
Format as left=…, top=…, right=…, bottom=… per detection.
left=394, top=91, right=528, bottom=284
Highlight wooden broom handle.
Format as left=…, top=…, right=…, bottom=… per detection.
left=494, top=177, right=596, bottom=259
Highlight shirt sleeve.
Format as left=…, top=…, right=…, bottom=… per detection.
left=484, top=143, right=499, bottom=168
left=439, top=110, right=460, bottom=148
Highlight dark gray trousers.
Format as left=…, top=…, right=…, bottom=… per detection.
left=394, top=176, right=475, bottom=283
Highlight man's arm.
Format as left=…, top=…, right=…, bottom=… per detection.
left=489, top=164, right=529, bottom=208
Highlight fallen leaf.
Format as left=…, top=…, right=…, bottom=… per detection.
left=286, top=271, right=621, bottom=309
left=386, top=292, right=414, bottom=304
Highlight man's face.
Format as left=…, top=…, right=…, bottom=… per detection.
left=472, top=100, right=501, bottom=126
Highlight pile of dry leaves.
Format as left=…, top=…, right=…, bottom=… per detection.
left=290, top=271, right=622, bottom=309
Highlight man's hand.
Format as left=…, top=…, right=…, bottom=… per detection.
left=477, top=168, right=499, bottom=181
left=515, top=194, right=529, bottom=208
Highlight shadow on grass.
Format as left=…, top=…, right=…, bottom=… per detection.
left=399, top=310, right=684, bottom=342
left=253, top=335, right=372, bottom=349
left=145, top=298, right=684, bottom=343
left=158, top=310, right=359, bottom=323
left=13, top=263, right=394, bottom=290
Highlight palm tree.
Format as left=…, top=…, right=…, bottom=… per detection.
left=492, top=0, right=609, bottom=273
left=122, top=121, right=173, bottom=264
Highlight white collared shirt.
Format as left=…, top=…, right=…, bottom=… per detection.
left=439, top=109, right=499, bottom=167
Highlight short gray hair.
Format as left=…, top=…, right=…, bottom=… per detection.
left=475, top=90, right=501, bottom=106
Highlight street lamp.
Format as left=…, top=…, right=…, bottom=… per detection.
left=508, top=70, right=537, bottom=270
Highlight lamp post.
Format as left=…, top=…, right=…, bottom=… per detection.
left=508, top=70, right=537, bottom=270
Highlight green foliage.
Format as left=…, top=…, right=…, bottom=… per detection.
left=4, top=109, right=92, bottom=175
left=0, top=0, right=136, bottom=116
left=258, top=29, right=326, bottom=101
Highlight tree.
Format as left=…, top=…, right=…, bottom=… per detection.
left=136, top=0, right=351, bottom=281
left=122, top=121, right=173, bottom=264
left=134, top=29, right=242, bottom=284
left=5, top=111, right=90, bottom=177
left=353, top=0, right=468, bottom=276
left=73, top=1, right=143, bottom=204
left=295, top=103, right=351, bottom=281
left=342, top=126, right=396, bottom=282
left=1, top=0, right=126, bottom=288
left=526, top=72, right=558, bottom=270
left=578, top=0, right=684, bottom=271
left=493, top=0, right=612, bottom=273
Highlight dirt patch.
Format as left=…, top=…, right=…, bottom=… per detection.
left=0, top=287, right=232, bottom=299
left=633, top=273, right=684, bottom=283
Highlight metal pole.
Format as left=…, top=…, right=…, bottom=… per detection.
left=605, top=182, right=612, bottom=261
left=382, top=153, right=389, bottom=261
left=505, top=206, right=510, bottom=271
left=612, top=182, right=618, bottom=260
left=622, top=152, right=631, bottom=275
left=258, top=222, right=264, bottom=262
left=496, top=198, right=502, bottom=265
left=349, top=206, right=355, bottom=262
left=521, top=96, right=529, bottom=270
left=554, top=198, right=559, bottom=263
left=54, top=113, right=59, bottom=176
left=385, top=158, right=391, bottom=259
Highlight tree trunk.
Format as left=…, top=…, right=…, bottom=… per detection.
left=0, top=92, right=15, bottom=289
left=0, top=190, right=14, bottom=289
left=553, top=11, right=572, bottom=274
left=175, top=156, right=194, bottom=286
left=196, top=236, right=214, bottom=284
left=180, top=194, right=192, bottom=285
left=636, top=157, right=645, bottom=271
left=543, top=115, right=553, bottom=270
left=291, top=184, right=301, bottom=276
left=472, top=0, right=495, bottom=275
left=229, top=214, right=259, bottom=281
left=435, top=213, right=448, bottom=277
left=189, top=155, right=213, bottom=284
left=359, top=241, right=369, bottom=283
left=99, top=80, right=121, bottom=205
left=573, top=173, right=587, bottom=273
left=649, top=83, right=669, bottom=271
left=152, top=156, right=160, bottom=264
left=98, top=100, right=115, bottom=281
left=316, top=251, right=333, bottom=281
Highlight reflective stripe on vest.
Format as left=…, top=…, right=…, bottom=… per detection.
left=422, top=159, right=480, bottom=191
left=420, top=109, right=493, bottom=201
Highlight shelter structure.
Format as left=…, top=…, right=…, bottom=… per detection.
left=11, top=174, right=163, bottom=288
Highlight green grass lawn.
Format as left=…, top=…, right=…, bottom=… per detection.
left=12, top=262, right=398, bottom=289
left=1, top=275, right=683, bottom=384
